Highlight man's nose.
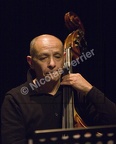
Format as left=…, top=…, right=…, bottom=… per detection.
left=48, top=58, right=56, bottom=69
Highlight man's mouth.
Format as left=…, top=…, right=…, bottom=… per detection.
left=44, top=70, right=61, bottom=78
left=43, top=68, right=63, bottom=77
left=45, top=70, right=58, bottom=75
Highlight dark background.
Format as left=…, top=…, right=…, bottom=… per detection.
left=0, top=0, right=116, bottom=108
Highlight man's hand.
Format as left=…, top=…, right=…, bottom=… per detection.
left=60, top=73, right=93, bottom=95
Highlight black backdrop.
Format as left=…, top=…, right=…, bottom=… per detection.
left=0, top=0, right=116, bottom=108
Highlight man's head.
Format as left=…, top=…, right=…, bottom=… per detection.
left=27, top=34, right=64, bottom=82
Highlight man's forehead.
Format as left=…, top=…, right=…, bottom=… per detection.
left=35, top=37, right=62, bottom=46
left=34, top=40, right=63, bottom=51
left=35, top=46, right=64, bottom=54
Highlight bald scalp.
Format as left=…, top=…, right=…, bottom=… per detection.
left=30, top=34, right=63, bottom=57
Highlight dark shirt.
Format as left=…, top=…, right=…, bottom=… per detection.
left=1, top=70, right=116, bottom=144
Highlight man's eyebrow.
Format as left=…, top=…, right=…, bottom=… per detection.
left=36, top=53, right=49, bottom=57
left=54, top=52, right=62, bottom=54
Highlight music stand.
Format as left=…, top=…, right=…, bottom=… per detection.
left=28, top=125, right=116, bottom=144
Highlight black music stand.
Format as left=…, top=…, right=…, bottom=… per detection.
left=28, top=125, right=116, bottom=144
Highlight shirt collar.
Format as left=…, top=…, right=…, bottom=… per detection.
left=26, top=69, right=63, bottom=96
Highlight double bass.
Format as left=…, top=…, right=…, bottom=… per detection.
left=62, top=11, right=87, bottom=129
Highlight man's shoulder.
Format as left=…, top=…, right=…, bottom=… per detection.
left=5, top=82, right=30, bottom=98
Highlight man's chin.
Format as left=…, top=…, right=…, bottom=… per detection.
left=50, top=76, right=60, bottom=82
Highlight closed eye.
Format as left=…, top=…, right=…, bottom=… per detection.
left=35, top=54, right=48, bottom=60
left=54, top=54, right=62, bottom=59
left=39, top=56, right=47, bottom=60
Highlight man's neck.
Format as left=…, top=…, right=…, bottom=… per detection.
left=33, top=78, right=60, bottom=96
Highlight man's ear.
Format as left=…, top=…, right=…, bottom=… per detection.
left=27, top=56, right=34, bottom=69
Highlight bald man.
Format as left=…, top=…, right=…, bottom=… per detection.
left=1, top=34, right=116, bottom=144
